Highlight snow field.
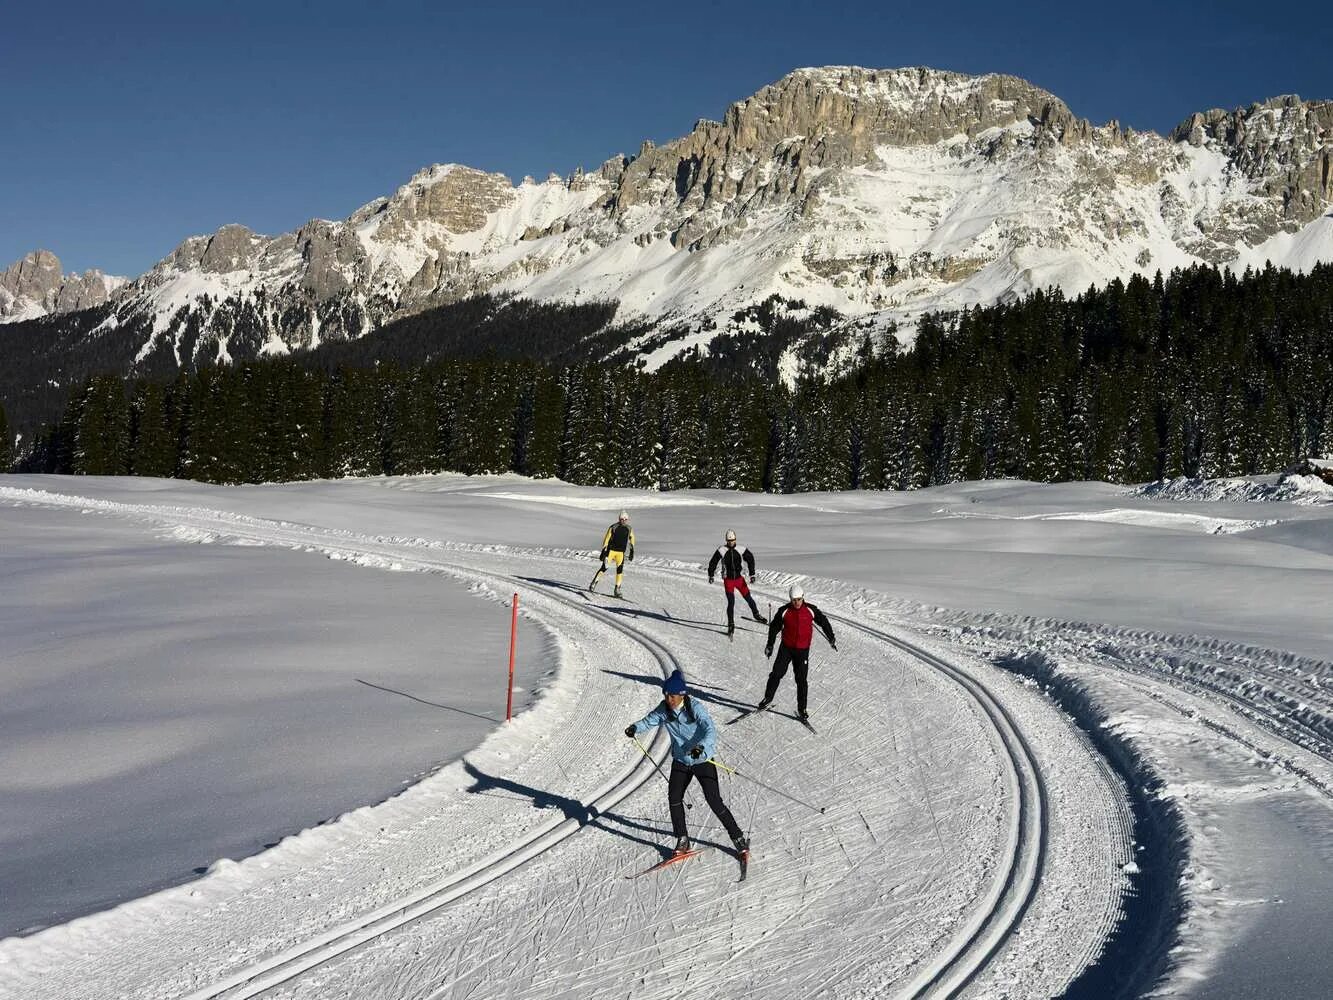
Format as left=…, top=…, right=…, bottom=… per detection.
left=0, top=485, right=1136, bottom=999
left=916, top=619, right=1333, bottom=999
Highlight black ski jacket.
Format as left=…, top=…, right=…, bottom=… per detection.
left=601, top=522, right=635, bottom=557
left=708, top=544, right=755, bottom=581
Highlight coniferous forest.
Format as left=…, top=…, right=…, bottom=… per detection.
left=12, top=263, right=1333, bottom=490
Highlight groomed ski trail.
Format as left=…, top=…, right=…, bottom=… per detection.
left=0, top=487, right=1132, bottom=1000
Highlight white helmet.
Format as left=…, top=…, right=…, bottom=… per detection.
left=618, top=511, right=630, bottom=523
left=725, top=529, right=737, bottom=542
left=789, top=585, right=805, bottom=601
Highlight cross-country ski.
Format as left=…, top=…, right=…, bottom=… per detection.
left=625, top=848, right=706, bottom=879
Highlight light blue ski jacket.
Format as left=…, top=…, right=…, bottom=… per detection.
left=631, top=696, right=718, bottom=765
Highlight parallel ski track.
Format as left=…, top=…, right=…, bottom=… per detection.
left=640, top=562, right=1052, bottom=999
left=843, top=619, right=1048, bottom=1000
left=3, top=489, right=1046, bottom=999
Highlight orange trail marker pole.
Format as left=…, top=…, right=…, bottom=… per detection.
left=506, top=593, right=519, bottom=722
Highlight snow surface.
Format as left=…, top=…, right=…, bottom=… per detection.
left=1, top=472, right=1330, bottom=999
left=0, top=502, right=550, bottom=938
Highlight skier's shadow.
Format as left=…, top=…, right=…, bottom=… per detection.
left=517, top=576, right=594, bottom=600
left=602, top=669, right=753, bottom=714
left=515, top=576, right=735, bottom=637
left=599, top=603, right=731, bottom=636
left=463, top=761, right=679, bottom=852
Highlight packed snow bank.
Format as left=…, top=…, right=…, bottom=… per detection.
left=1134, top=474, right=1333, bottom=505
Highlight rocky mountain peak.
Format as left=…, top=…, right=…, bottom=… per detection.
left=1172, top=95, right=1333, bottom=224
left=378, top=163, right=516, bottom=234
left=8, top=65, right=1331, bottom=375
left=0, top=249, right=121, bottom=321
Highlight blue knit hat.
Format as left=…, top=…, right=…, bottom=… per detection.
left=662, top=669, right=687, bottom=695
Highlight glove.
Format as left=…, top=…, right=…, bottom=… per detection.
left=764, top=644, right=774, bottom=657
left=688, top=745, right=704, bottom=760
left=749, top=574, right=756, bottom=584
left=628, top=549, right=634, bottom=561
left=600, top=548, right=609, bottom=560
left=708, top=575, right=714, bottom=585
left=625, top=725, right=637, bottom=739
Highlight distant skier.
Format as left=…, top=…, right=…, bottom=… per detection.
left=625, top=669, right=749, bottom=861
left=758, top=585, right=836, bottom=724
left=591, top=511, right=635, bottom=598
left=707, top=529, right=766, bottom=636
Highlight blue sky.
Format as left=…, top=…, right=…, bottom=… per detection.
left=3, top=0, right=1328, bottom=277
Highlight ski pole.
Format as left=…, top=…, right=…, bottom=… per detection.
left=633, top=736, right=690, bottom=808
left=710, top=757, right=825, bottom=814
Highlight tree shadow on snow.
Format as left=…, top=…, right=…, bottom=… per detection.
left=461, top=761, right=732, bottom=856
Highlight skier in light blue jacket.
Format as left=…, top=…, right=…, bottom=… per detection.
left=626, top=669, right=748, bottom=858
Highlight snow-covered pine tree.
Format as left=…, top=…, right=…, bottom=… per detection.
left=73, top=376, right=131, bottom=476
left=453, top=362, right=519, bottom=475
left=655, top=371, right=704, bottom=491
left=324, top=367, right=385, bottom=478
left=386, top=367, right=439, bottom=476
left=513, top=365, right=563, bottom=478
left=0, top=401, right=12, bottom=471
left=129, top=381, right=177, bottom=478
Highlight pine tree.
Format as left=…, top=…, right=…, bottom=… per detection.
left=73, top=376, right=131, bottom=476
left=513, top=365, right=563, bottom=478
left=0, top=401, right=12, bottom=471
left=129, top=381, right=177, bottom=478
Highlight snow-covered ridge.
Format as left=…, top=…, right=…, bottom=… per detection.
left=6, top=66, right=1333, bottom=372
left=1132, top=473, right=1333, bottom=505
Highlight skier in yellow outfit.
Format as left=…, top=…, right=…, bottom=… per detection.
left=590, top=511, right=636, bottom=597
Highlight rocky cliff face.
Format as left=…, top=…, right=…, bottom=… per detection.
left=0, top=250, right=123, bottom=322
left=6, top=66, right=1332, bottom=372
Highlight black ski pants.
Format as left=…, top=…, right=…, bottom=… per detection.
left=668, top=760, right=744, bottom=842
left=762, top=644, right=811, bottom=714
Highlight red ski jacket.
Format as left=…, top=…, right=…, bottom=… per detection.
left=768, top=602, right=835, bottom=650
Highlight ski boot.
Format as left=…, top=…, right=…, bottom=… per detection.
left=727, top=621, right=735, bottom=637
left=733, top=834, right=751, bottom=881
left=673, top=836, right=692, bottom=856
left=752, top=612, right=767, bottom=624
left=614, top=584, right=623, bottom=599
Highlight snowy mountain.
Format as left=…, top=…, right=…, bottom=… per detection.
left=5, top=66, right=1333, bottom=370
left=0, top=250, right=125, bottom=323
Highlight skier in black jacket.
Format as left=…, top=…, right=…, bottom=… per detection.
left=591, top=511, right=635, bottom=597
left=707, top=529, right=766, bottom=636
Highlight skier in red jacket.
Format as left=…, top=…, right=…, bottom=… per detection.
left=758, top=585, right=836, bottom=723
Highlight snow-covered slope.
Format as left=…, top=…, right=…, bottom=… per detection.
left=7, top=66, right=1333, bottom=369
left=2, top=473, right=1331, bottom=998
